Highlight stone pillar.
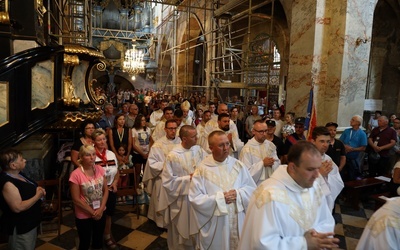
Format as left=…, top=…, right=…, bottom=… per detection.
left=287, top=0, right=376, bottom=127
left=337, top=0, right=376, bottom=126
left=286, top=0, right=318, bottom=117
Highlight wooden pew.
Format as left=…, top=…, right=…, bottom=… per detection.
left=344, top=177, right=389, bottom=210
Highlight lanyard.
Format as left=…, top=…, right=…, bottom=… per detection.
left=81, top=165, right=96, bottom=187
left=6, top=173, right=36, bottom=186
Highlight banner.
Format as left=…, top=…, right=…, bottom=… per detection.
left=305, top=88, right=317, bottom=141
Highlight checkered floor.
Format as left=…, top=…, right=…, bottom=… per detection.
left=0, top=195, right=381, bottom=250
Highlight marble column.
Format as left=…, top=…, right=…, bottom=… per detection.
left=337, top=0, right=376, bottom=125
left=287, top=0, right=377, bottom=127
left=286, top=0, right=318, bottom=117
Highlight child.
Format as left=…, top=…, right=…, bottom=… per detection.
left=117, top=144, right=133, bottom=203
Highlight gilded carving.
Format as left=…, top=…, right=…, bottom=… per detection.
left=97, top=39, right=126, bottom=71
left=89, top=78, right=106, bottom=107
left=64, top=54, right=80, bottom=66
left=63, top=76, right=81, bottom=108
left=0, top=0, right=9, bottom=24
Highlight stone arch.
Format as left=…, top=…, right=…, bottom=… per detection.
left=175, top=12, right=205, bottom=96
left=369, top=0, right=400, bottom=114
left=158, top=35, right=172, bottom=92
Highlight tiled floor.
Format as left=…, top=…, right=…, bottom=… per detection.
left=0, top=194, right=382, bottom=250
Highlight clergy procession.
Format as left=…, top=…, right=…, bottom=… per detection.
left=133, top=94, right=345, bottom=250
left=93, top=92, right=396, bottom=249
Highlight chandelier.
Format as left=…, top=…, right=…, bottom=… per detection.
left=123, top=42, right=145, bottom=75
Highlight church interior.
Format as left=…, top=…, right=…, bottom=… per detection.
left=0, top=0, right=398, bottom=249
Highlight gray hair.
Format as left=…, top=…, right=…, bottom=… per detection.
left=353, top=115, right=363, bottom=125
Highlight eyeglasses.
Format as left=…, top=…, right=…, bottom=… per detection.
left=85, top=127, right=95, bottom=130
left=166, top=127, right=177, bottom=130
left=254, top=129, right=268, bottom=133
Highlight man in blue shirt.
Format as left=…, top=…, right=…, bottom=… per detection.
left=339, top=115, right=368, bottom=180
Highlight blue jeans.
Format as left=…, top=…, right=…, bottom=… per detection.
left=345, top=158, right=361, bottom=181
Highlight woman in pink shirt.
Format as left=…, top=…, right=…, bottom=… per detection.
left=69, top=145, right=108, bottom=250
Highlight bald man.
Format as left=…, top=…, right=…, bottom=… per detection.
left=202, top=103, right=241, bottom=152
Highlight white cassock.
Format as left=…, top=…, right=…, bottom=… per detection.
left=272, top=119, right=283, bottom=138
left=158, top=144, right=208, bottom=250
left=238, top=165, right=335, bottom=250
left=182, top=116, right=193, bottom=126
left=315, top=154, right=344, bottom=211
left=142, top=136, right=181, bottom=227
left=151, top=119, right=166, bottom=141
left=149, top=109, right=164, bottom=127
left=356, top=197, right=400, bottom=250
left=189, top=155, right=256, bottom=250
left=196, top=123, right=207, bottom=147
left=239, top=138, right=281, bottom=186
left=201, top=118, right=243, bottom=157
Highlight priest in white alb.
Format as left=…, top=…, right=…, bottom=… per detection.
left=356, top=197, right=400, bottom=250
left=143, top=119, right=181, bottom=228
left=310, top=126, right=344, bottom=211
left=151, top=107, right=174, bottom=141
left=189, top=131, right=256, bottom=250
left=158, top=125, right=208, bottom=249
left=201, top=113, right=243, bottom=158
left=239, top=120, right=280, bottom=186
left=238, top=141, right=339, bottom=250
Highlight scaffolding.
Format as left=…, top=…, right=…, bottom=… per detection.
left=47, top=0, right=91, bottom=46
left=46, top=0, right=281, bottom=103
left=155, top=0, right=280, bottom=103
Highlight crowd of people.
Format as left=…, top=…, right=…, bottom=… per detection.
left=0, top=90, right=400, bottom=249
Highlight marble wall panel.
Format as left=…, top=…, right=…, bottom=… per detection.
left=31, top=61, right=54, bottom=110
left=71, top=61, right=90, bottom=104
left=0, top=82, right=8, bottom=126
left=13, top=40, right=38, bottom=54
left=337, top=0, right=376, bottom=125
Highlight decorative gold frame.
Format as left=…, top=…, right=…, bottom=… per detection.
left=98, top=39, right=126, bottom=72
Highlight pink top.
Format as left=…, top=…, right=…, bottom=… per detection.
left=69, top=165, right=106, bottom=219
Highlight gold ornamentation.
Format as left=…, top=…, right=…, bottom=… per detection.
left=97, top=39, right=126, bottom=69
left=64, top=44, right=104, bottom=58
left=62, top=76, right=81, bottom=108
left=0, top=0, right=10, bottom=24
left=63, top=54, right=80, bottom=66
left=88, top=78, right=106, bottom=107
left=96, top=60, right=107, bottom=71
